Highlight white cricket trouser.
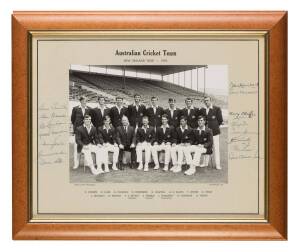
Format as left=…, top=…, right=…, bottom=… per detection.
left=170, top=145, right=190, bottom=166
left=81, top=144, right=103, bottom=168
left=184, top=145, right=207, bottom=166
left=151, top=143, right=171, bottom=165
left=213, top=134, right=221, bottom=168
left=136, top=142, right=151, bottom=164
left=101, top=143, right=119, bottom=165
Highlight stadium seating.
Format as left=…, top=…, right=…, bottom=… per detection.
left=70, top=71, right=228, bottom=108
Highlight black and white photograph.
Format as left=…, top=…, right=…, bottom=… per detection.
left=69, top=65, right=228, bottom=183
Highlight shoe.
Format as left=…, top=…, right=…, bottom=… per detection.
left=163, top=165, right=169, bottom=171
left=137, top=163, right=143, bottom=170
left=90, top=166, right=98, bottom=175
left=73, top=160, right=79, bottom=169
left=112, top=164, right=118, bottom=171
left=184, top=166, right=196, bottom=176
left=73, top=164, right=79, bottom=170
left=172, top=166, right=182, bottom=173
left=95, top=168, right=104, bottom=175
left=104, top=166, right=110, bottom=173
left=144, top=165, right=149, bottom=172
left=170, top=165, right=177, bottom=171
left=131, top=162, right=136, bottom=169
left=199, top=163, right=207, bottom=168
left=153, top=164, right=160, bottom=170
left=216, top=166, right=222, bottom=170
left=118, top=162, right=123, bottom=170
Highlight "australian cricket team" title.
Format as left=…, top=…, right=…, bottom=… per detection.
left=115, top=49, right=177, bottom=56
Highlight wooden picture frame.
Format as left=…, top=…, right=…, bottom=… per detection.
left=12, top=11, right=287, bottom=240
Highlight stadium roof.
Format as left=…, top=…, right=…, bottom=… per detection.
left=91, top=65, right=207, bottom=76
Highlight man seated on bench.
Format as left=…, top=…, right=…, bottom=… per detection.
left=184, top=115, right=213, bottom=176
left=151, top=114, right=176, bottom=171
left=98, top=115, right=119, bottom=173
left=136, top=116, right=156, bottom=172
left=116, top=115, right=136, bottom=170
left=75, top=114, right=103, bottom=175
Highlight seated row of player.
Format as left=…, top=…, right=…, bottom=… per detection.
left=71, top=94, right=223, bottom=172
left=74, top=113, right=214, bottom=176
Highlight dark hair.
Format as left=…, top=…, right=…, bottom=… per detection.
left=179, top=115, right=187, bottom=121
left=151, top=96, right=158, bottom=100
left=84, top=114, right=91, bottom=119
left=198, top=115, right=206, bottom=122
left=134, top=94, right=141, bottom=98
left=104, top=115, right=111, bottom=121
left=185, top=97, right=192, bottom=102
left=168, top=98, right=176, bottom=102
left=161, top=114, right=168, bottom=119
left=116, top=97, right=123, bottom=101
left=79, top=96, right=86, bottom=101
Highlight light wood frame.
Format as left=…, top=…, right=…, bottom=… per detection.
left=12, top=11, right=287, bottom=240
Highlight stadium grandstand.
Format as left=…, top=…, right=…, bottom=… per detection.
left=69, top=65, right=227, bottom=108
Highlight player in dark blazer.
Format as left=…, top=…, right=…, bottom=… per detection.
left=199, top=96, right=223, bottom=170
left=71, top=96, right=92, bottom=134
left=71, top=96, right=92, bottom=170
left=91, top=96, right=110, bottom=129
left=181, top=98, right=199, bottom=129
left=136, top=116, right=156, bottom=171
left=146, top=96, right=164, bottom=129
left=116, top=115, right=136, bottom=170
left=75, top=115, right=103, bottom=175
left=110, top=97, right=128, bottom=128
left=170, top=116, right=195, bottom=173
left=127, top=94, right=147, bottom=129
left=98, top=115, right=119, bottom=172
left=164, top=98, right=182, bottom=128
left=152, top=114, right=176, bottom=171
left=184, top=116, right=214, bottom=176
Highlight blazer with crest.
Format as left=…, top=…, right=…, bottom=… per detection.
left=193, top=127, right=213, bottom=154
left=164, top=108, right=182, bottom=128
left=110, top=106, right=128, bottom=128
left=75, top=125, right=99, bottom=153
left=71, top=105, right=92, bottom=133
left=174, top=126, right=195, bottom=145
left=199, top=106, right=223, bottom=136
left=127, top=104, right=147, bottom=128
left=146, top=106, right=164, bottom=128
left=136, top=126, right=156, bottom=145
left=181, top=107, right=200, bottom=129
left=91, top=107, right=110, bottom=129
left=155, top=126, right=176, bottom=145
left=98, top=126, right=117, bottom=145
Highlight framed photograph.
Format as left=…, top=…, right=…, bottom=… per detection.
left=12, top=11, right=287, bottom=240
